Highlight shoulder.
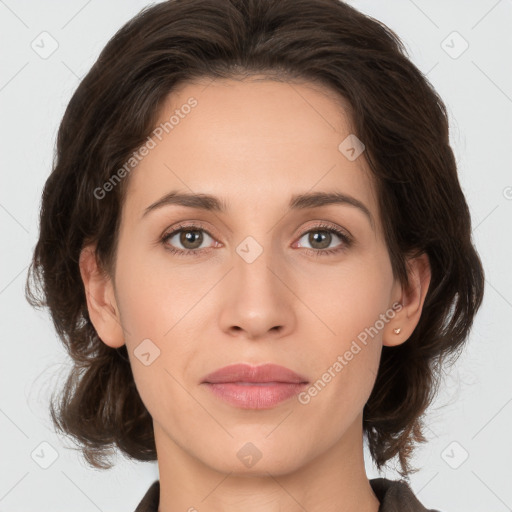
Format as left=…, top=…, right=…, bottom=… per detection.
left=370, top=477, right=443, bottom=512
left=134, top=480, right=159, bottom=512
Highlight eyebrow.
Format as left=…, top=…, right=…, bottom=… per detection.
left=141, top=190, right=375, bottom=230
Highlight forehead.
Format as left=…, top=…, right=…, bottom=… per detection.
left=122, top=77, right=380, bottom=231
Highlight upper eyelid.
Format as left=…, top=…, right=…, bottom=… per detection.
left=163, top=222, right=216, bottom=239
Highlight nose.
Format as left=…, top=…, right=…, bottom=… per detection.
left=217, top=240, right=296, bottom=341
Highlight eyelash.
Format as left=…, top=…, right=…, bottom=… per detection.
left=160, top=222, right=353, bottom=258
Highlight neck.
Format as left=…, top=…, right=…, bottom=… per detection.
left=154, top=416, right=380, bottom=512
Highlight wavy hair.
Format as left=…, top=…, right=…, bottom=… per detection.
left=25, top=0, right=485, bottom=476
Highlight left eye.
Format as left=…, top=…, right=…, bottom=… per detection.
left=296, top=228, right=348, bottom=251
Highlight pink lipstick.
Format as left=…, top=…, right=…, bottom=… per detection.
left=201, top=363, right=308, bottom=409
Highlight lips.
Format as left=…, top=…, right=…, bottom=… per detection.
left=201, top=363, right=309, bottom=409
left=202, top=363, right=308, bottom=385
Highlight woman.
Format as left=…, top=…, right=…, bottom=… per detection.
left=26, top=0, right=485, bottom=510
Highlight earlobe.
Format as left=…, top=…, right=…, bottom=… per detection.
left=79, top=244, right=125, bottom=349
left=383, top=252, right=431, bottom=347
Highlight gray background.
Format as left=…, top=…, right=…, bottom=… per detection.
left=1, top=0, right=511, bottom=510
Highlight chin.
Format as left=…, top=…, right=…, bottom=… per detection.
left=195, top=435, right=312, bottom=477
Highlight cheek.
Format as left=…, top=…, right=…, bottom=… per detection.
left=301, top=247, right=394, bottom=344
left=295, top=249, right=392, bottom=403
left=114, top=246, right=197, bottom=339
left=112, top=247, right=207, bottom=409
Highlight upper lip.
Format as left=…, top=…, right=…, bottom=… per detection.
left=202, top=363, right=309, bottom=384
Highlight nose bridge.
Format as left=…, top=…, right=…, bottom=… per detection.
left=222, top=199, right=295, bottom=296
left=233, top=231, right=281, bottom=295
left=217, top=228, right=295, bottom=337
left=228, top=201, right=279, bottom=270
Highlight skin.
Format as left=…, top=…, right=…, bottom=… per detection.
left=80, top=77, right=431, bottom=512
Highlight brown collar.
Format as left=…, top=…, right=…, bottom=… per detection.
left=134, top=477, right=440, bottom=512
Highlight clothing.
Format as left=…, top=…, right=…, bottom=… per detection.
left=134, top=477, right=441, bottom=511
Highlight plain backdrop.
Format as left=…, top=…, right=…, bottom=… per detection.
left=1, top=1, right=511, bottom=511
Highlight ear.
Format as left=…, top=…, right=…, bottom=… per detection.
left=79, top=243, right=125, bottom=348
left=383, top=252, right=431, bottom=347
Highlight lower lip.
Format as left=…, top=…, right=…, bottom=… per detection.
left=203, top=382, right=308, bottom=409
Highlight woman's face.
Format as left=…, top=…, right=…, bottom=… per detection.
left=87, top=77, right=410, bottom=476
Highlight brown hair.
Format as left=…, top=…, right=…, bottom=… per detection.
left=25, top=0, right=485, bottom=476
